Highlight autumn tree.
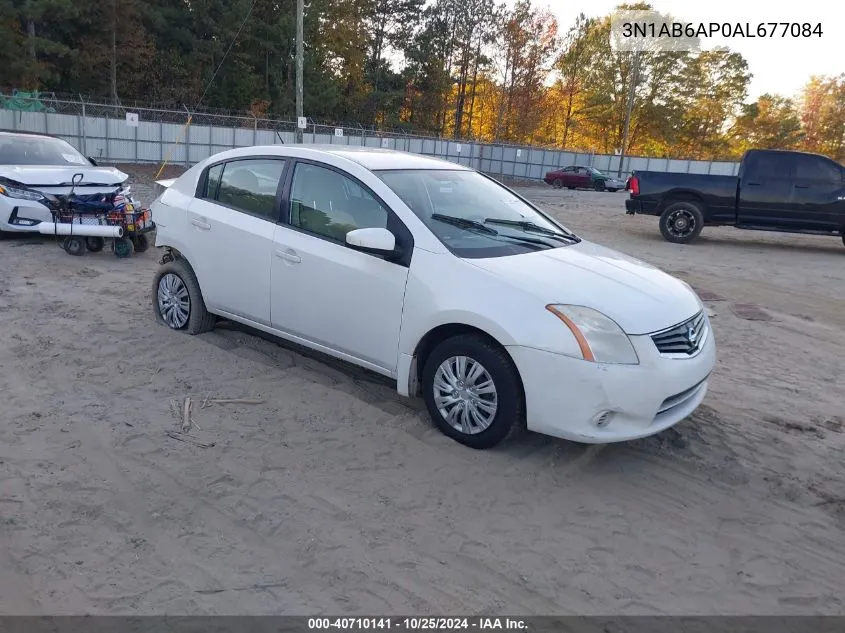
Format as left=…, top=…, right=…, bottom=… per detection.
left=729, top=95, right=803, bottom=153
left=799, top=74, right=845, bottom=161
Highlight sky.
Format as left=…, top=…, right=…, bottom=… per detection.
left=532, top=0, right=844, bottom=102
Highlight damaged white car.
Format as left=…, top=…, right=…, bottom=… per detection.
left=0, top=130, right=128, bottom=232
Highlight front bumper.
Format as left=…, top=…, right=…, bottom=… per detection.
left=506, top=322, right=716, bottom=443
left=0, top=200, right=53, bottom=232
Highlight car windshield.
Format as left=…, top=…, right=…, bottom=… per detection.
left=0, top=133, right=91, bottom=166
left=376, top=169, right=579, bottom=258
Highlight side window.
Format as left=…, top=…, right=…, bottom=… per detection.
left=746, top=153, right=794, bottom=180
left=562, top=166, right=574, bottom=173
left=794, top=154, right=842, bottom=182
left=211, top=159, right=285, bottom=220
left=289, top=163, right=389, bottom=242
left=203, top=164, right=224, bottom=199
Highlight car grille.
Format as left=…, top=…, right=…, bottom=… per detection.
left=651, top=311, right=707, bottom=356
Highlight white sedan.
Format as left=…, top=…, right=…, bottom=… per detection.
left=151, top=146, right=715, bottom=449
left=0, top=130, right=128, bottom=232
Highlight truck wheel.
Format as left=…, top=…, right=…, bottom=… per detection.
left=553, top=178, right=563, bottom=189
left=660, top=202, right=704, bottom=244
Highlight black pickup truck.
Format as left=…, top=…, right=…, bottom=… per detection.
left=625, top=149, right=845, bottom=247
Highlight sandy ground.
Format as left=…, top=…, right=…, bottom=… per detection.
left=1, top=166, right=844, bottom=616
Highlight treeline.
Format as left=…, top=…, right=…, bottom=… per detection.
left=1, top=0, right=843, bottom=161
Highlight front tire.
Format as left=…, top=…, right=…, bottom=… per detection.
left=659, top=201, right=704, bottom=244
left=152, top=258, right=216, bottom=334
left=594, top=180, right=606, bottom=191
left=421, top=335, right=523, bottom=450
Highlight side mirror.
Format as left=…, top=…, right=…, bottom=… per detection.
left=88, top=157, right=98, bottom=166
left=345, top=227, right=396, bottom=256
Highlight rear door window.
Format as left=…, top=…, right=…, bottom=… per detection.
left=201, top=159, right=286, bottom=220
left=793, top=154, right=843, bottom=182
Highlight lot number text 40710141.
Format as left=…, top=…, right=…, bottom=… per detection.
left=307, top=618, right=528, bottom=631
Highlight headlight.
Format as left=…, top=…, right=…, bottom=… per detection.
left=545, top=304, right=639, bottom=365
left=0, top=183, right=46, bottom=202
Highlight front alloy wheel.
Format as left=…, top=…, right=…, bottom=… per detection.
left=432, top=356, right=498, bottom=435
left=421, top=334, right=523, bottom=449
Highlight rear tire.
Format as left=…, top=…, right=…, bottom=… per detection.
left=421, top=334, right=523, bottom=450
left=152, top=258, right=216, bottom=335
left=594, top=180, right=606, bottom=191
left=607, top=188, right=618, bottom=193
left=553, top=178, right=563, bottom=189
left=659, top=201, right=704, bottom=244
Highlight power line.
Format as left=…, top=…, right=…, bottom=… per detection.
left=194, top=0, right=259, bottom=112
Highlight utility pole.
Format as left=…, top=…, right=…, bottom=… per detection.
left=618, top=50, right=641, bottom=177
left=295, top=0, right=304, bottom=144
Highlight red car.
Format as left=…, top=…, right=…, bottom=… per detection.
left=543, top=165, right=626, bottom=192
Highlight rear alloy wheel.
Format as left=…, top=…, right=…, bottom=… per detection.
left=553, top=178, right=563, bottom=189
left=152, top=258, right=216, bottom=334
left=660, top=201, right=704, bottom=244
left=422, top=335, right=523, bottom=450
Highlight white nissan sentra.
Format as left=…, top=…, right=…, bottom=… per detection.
left=151, top=146, right=715, bottom=449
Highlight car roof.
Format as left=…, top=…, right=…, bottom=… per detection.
left=217, top=144, right=470, bottom=172
left=0, top=129, right=58, bottom=140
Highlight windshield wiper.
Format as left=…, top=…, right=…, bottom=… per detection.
left=431, top=213, right=499, bottom=235
left=494, top=234, right=556, bottom=250
left=484, top=218, right=579, bottom=242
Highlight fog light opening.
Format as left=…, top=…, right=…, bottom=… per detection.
left=593, top=410, right=614, bottom=428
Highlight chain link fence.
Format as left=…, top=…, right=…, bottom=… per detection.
left=0, top=93, right=741, bottom=181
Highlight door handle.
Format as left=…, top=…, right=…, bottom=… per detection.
left=794, top=185, right=809, bottom=189
left=191, top=218, right=211, bottom=230
left=746, top=182, right=761, bottom=186
left=275, top=249, right=301, bottom=263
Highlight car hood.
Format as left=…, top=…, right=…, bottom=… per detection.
left=465, top=240, right=700, bottom=335
left=0, top=165, right=128, bottom=191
